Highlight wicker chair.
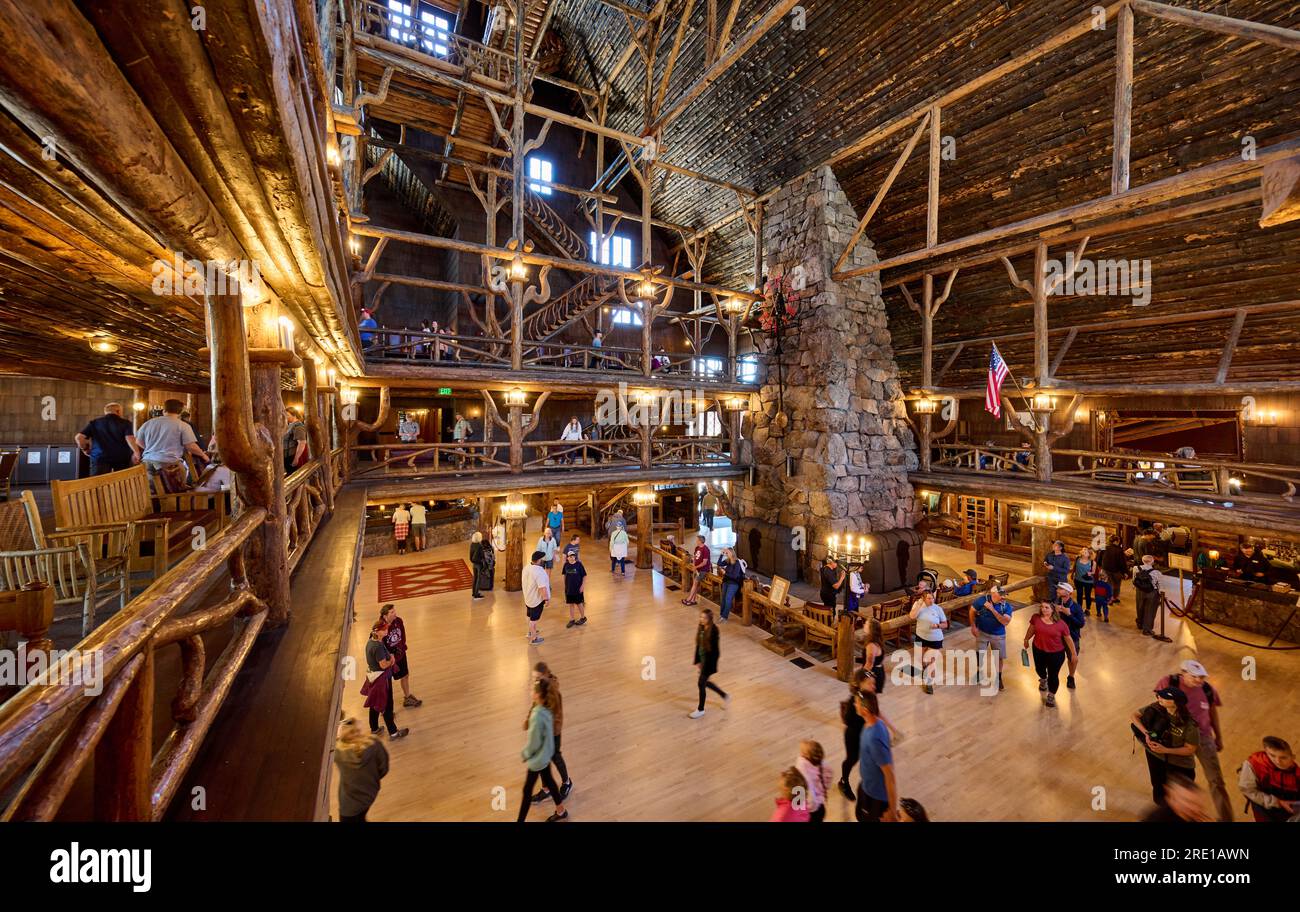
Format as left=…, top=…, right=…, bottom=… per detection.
left=0, top=492, right=132, bottom=636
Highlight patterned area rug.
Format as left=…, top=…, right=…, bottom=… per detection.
left=377, top=559, right=475, bottom=601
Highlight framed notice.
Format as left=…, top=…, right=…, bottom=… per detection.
left=769, top=575, right=790, bottom=607
left=1167, top=553, right=1193, bottom=572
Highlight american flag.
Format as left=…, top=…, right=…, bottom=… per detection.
left=986, top=345, right=1010, bottom=417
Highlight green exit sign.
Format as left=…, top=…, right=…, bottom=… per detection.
left=438, top=387, right=452, bottom=396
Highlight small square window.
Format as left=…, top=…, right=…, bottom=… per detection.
left=612, top=308, right=643, bottom=327
left=589, top=232, right=632, bottom=268
left=528, top=157, right=553, bottom=195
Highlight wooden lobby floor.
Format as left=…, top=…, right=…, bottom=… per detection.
left=333, top=527, right=1300, bottom=822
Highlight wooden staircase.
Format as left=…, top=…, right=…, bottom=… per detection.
left=521, top=273, right=617, bottom=341
left=499, top=178, right=588, bottom=261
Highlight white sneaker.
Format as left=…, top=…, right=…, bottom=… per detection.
left=688, top=709, right=705, bottom=719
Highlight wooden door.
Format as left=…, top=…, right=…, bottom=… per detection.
left=958, top=495, right=992, bottom=560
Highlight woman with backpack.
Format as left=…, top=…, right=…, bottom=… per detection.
left=717, top=547, right=745, bottom=622
left=1132, top=554, right=1164, bottom=635
left=1131, top=686, right=1199, bottom=805
left=469, top=531, right=487, bottom=601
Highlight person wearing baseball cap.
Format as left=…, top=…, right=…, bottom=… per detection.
left=1155, top=658, right=1231, bottom=820
left=1054, top=581, right=1085, bottom=689
left=1131, top=685, right=1199, bottom=806
left=953, top=568, right=980, bottom=598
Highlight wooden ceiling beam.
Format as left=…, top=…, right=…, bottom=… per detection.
left=1131, top=0, right=1300, bottom=52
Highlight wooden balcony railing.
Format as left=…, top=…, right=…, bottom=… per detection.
left=355, top=0, right=536, bottom=88
left=285, top=458, right=332, bottom=573
left=927, top=443, right=1298, bottom=503
left=0, top=507, right=268, bottom=821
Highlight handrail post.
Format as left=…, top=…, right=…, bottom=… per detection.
left=94, top=647, right=154, bottom=821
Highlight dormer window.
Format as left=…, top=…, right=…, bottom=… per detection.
left=528, top=157, right=554, bottom=195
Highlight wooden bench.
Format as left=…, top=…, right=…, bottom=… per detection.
left=50, top=464, right=227, bottom=582
left=800, top=603, right=838, bottom=657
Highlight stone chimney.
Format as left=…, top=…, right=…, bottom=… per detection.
left=737, top=165, right=918, bottom=578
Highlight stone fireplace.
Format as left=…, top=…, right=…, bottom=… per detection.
left=737, top=165, right=920, bottom=584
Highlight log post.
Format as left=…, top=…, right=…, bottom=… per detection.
left=588, top=491, right=598, bottom=539
left=348, top=386, right=390, bottom=476
left=635, top=502, right=654, bottom=569
left=94, top=647, right=153, bottom=821
left=504, top=514, right=526, bottom=592
left=302, top=357, right=334, bottom=512
left=206, top=290, right=291, bottom=625
left=478, top=496, right=492, bottom=538
left=741, top=579, right=753, bottom=626
left=639, top=421, right=651, bottom=469
left=836, top=614, right=855, bottom=682
left=1030, top=523, right=1052, bottom=602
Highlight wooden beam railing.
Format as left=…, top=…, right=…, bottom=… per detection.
left=0, top=507, right=269, bottom=821
left=931, top=443, right=1035, bottom=475
left=352, top=442, right=514, bottom=478
left=285, top=459, right=331, bottom=573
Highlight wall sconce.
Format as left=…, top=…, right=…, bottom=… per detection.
left=132, top=401, right=146, bottom=413
left=348, top=235, right=360, bottom=257
left=723, top=296, right=746, bottom=315
left=1228, top=476, right=1243, bottom=490
left=327, top=368, right=337, bottom=386
left=1032, top=393, right=1056, bottom=411
left=278, top=315, right=295, bottom=350
left=638, top=277, right=656, bottom=299
left=501, top=500, right=527, bottom=520
left=632, top=489, right=657, bottom=507
left=509, top=255, right=527, bottom=282
left=505, top=388, right=527, bottom=407
left=469, top=407, right=481, bottom=418
left=724, top=396, right=748, bottom=411
left=828, top=533, right=872, bottom=564
left=1024, top=507, right=1064, bottom=525
left=912, top=397, right=937, bottom=414
left=88, top=334, right=119, bottom=354
left=1207, top=549, right=1220, bottom=562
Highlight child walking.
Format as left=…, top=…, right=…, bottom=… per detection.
left=562, top=549, right=588, bottom=627
left=796, top=740, right=834, bottom=823
left=1093, top=569, right=1113, bottom=623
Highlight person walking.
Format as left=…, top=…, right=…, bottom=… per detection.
left=1042, top=539, right=1071, bottom=593
left=361, top=621, right=409, bottom=739
left=837, top=668, right=870, bottom=800
left=608, top=523, right=629, bottom=575
left=1131, top=686, right=1199, bottom=806
left=562, top=534, right=581, bottom=560
left=819, top=556, right=846, bottom=611
left=681, top=534, right=711, bottom=606
left=536, top=526, right=558, bottom=571
left=517, top=677, right=568, bottom=822
left=391, top=503, right=411, bottom=555
left=546, top=501, right=564, bottom=539
left=700, top=488, right=718, bottom=532
left=1093, top=569, right=1114, bottom=623
left=1074, top=546, right=1096, bottom=615
left=408, top=501, right=427, bottom=552
left=523, top=550, right=550, bottom=646
left=861, top=618, right=886, bottom=691
left=1132, top=553, right=1164, bottom=636
left=796, top=740, right=833, bottom=823
left=689, top=608, right=728, bottom=718
left=1238, top=736, right=1299, bottom=822
left=716, top=547, right=745, bottom=622
left=1022, top=602, right=1076, bottom=708
left=562, top=549, right=588, bottom=627
left=333, top=718, right=389, bottom=823
left=559, top=418, right=583, bottom=464
left=605, top=508, right=626, bottom=539
left=470, top=531, right=487, bottom=600
left=854, top=690, right=899, bottom=823
left=969, top=584, right=1013, bottom=691
left=380, top=604, right=422, bottom=708
left=909, top=587, right=947, bottom=695
left=1156, top=659, right=1233, bottom=821
left=76, top=402, right=138, bottom=476
left=1054, top=581, right=1085, bottom=690
left=527, top=662, right=573, bottom=807
left=1100, top=535, right=1130, bottom=605
left=770, top=767, right=812, bottom=822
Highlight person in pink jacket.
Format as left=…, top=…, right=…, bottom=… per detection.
left=770, top=767, right=812, bottom=822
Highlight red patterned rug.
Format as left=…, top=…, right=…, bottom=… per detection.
left=377, top=559, right=475, bottom=601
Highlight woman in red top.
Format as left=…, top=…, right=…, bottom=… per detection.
left=1022, top=602, right=1077, bottom=707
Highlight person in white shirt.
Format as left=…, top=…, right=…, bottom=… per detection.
left=492, top=521, right=506, bottom=554
left=523, top=550, right=551, bottom=646
left=452, top=413, right=473, bottom=468
left=559, top=416, right=584, bottom=464
left=909, top=588, right=948, bottom=695
left=408, top=502, right=428, bottom=552
left=193, top=463, right=234, bottom=493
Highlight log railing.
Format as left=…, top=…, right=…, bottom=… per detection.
left=285, top=459, right=331, bottom=573
left=521, top=339, right=643, bottom=373
left=364, top=328, right=513, bottom=366
left=651, top=436, right=731, bottom=466
left=928, top=443, right=1297, bottom=502
left=0, top=507, right=269, bottom=821
left=355, top=0, right=535, bottom=87
left=521, top=439, right=642, bottom=470
left=352, top=441, right=514, bottom=478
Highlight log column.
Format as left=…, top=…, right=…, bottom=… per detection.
left=302, top=357, right=334, bottom=512
left=635, top=501, right=654, bottom=569
left=206, top=290, right=292, bottom=625
left=503, top=514, right=526, bottom=592
left=94, top=647, right=153, bottom=821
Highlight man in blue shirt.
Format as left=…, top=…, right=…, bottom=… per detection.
left=359, top=309, right=378, bottom=348
left=1054, top=581, right=1085, bottom=690
left=952, top=568, right=979, bottom=597
left=854, top=690, right=898, bottom=822
left=969, top=584, right=1013, bottom=692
